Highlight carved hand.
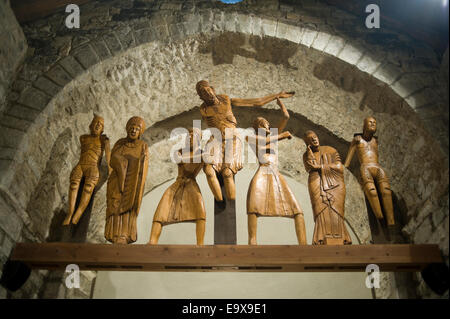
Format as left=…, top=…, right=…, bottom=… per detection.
left=284, top=131, right=293, bottom=140
left=278, top=91, right=295, bottom=99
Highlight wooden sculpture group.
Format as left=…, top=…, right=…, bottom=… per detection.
left=63, top=80, right=395, bottom=246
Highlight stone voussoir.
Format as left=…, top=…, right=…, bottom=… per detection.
left=17, top=87, right=50, bottom=111
left=33, top=76, right=62, bottom=97
left=58, top=56, right=86, bottom=79
left=45, top=64, right=73, bottom=87
left=71, top=44, right=100, bottom=70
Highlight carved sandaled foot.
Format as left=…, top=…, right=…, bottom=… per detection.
left=62, top=216, right=72, bottom=226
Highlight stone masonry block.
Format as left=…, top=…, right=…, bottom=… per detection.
left=260, top=18, right=277, bottom=37
left=169, top=23, right=186, bottom=41
left=311, top=31, right=331, bottom=52
left=45, top=64, right=72, bottom=87
left=91, top=39, right=112, bottom=60
left=72, top=45, right=100, bottom=69
left=212, top=11, right=225, bottom=32
left=236, top=13, right=253, bottom=35
left=59, top=56, right=85, bottom=78
left=391, top=73, right=435, bottom=98
left=0, top=115, right=32, bottom=132
left=0, top=126, right=24, bottom=149
left=182, top=14, right=201, bottom=35
left=0, top=234, right=15, bottom=257
left=33, top=76, right=62, bottom=96
left=405, top=88, right=438, bottom=109
left=338, top=43, right=364, bottom=65
left=356, top=52, right=382, bottom=75
left=300, top=28, right=318, bottom=48
left=0, top=146, right=16, bottom=160
left=131, top=19, right=151, bottom=31
left=200, top=10, right=214, bottom=33
left=323, top=35, right=346, bottom=56
left=160, top=2, right=182, bottom=11
left=18, top=87, right=50, bottom=111
left=5, top=104, right=41, bottom=122
left=276, top=23, right=302, bottom=44
left=152, top=24, right=169, bottom=41
left=372, top=63, right=403, bottom=85
left=134, top=28, right=155, bottom=45
left=115, top=26, right=136, bottom=50
left=251, top=16, right=262, bottom=36
left=224, top=12, right=238, bottom=33
left=103, top=33, right=123, bottom=55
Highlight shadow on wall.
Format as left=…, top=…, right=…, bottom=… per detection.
left=364, top=186, right=418, bottom=298
left=46, top=150, right=110, bottom=244
left=25, top=128, right=72, bottom=241
left=199, top=32, right=299, bottom=69
left=313, top=56, right=415, bottom=121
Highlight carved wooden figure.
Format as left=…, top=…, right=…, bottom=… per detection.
left=246, top=98, right=307, bottom=245
left=148, top=128, right=206, bottom=245
left=105, top=116, right=149, bottom=244
left=196, top=80, right=295, bottom=201
left=344, top=117, right=395, bottom=226
left=303, top=130, right=352, bottom=245
left=63, top=115, right=110, bottom=226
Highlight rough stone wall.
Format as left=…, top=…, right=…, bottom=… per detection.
left=0, top=0, right=448, bottom=299
left=0, top=0, right=27, bottom=113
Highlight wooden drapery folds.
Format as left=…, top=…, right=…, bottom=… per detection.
left=344, top=117, right=395, bottom=226
left=246, top=99, right=307, bottom=245
left=63, top=115, right=110, bottom=226
left=149, top=128, right=206, bottom=245
left=105, top=116, right=149, bottom=244
left=303, top=131, right=351, bottom=245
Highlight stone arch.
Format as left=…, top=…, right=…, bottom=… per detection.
left=0, top=0, right=447, bottom=299
left=1, top=4, right=447, bottom=183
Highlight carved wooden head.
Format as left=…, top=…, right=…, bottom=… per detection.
left=252, top=117, right=270, bottom=135
left=363, top=116, right=377, bottom=135
left=303, top=130, right=320, bottom=148
left=89, top=114, right=104, bottom=136
left=196, top=80, right=217, bottom=105
left=126, top=116, right=146, bottom=140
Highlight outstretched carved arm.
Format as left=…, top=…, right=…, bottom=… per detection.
left=276, top=98, right=289, bottom=133
left=344, top=138, right=357, bottom=168
left=231, top=91, right=295, bottom=107
left=246, top=131, right=292, bottom=147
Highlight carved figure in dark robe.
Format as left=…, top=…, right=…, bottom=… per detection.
left=63, top=115, right=110, bottom=226
left=344, top=117, right=395, bottom=226
left=148, top=128, right=206, bottom=245
left=246, top=98, right=307, bottom=245
left=196, top=80, right=295, bottom=201
left=105, top=116, right=149, bottom=244
left=303, top=130, right=352, bottom=245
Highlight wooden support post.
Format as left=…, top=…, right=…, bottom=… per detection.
left=214, top=174, right=236, bottom=245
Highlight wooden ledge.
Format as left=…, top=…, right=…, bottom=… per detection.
left=10, top=243, right=443, bottom=272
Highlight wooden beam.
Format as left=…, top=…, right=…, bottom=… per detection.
left=10, top=243, right=443, bottom=272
